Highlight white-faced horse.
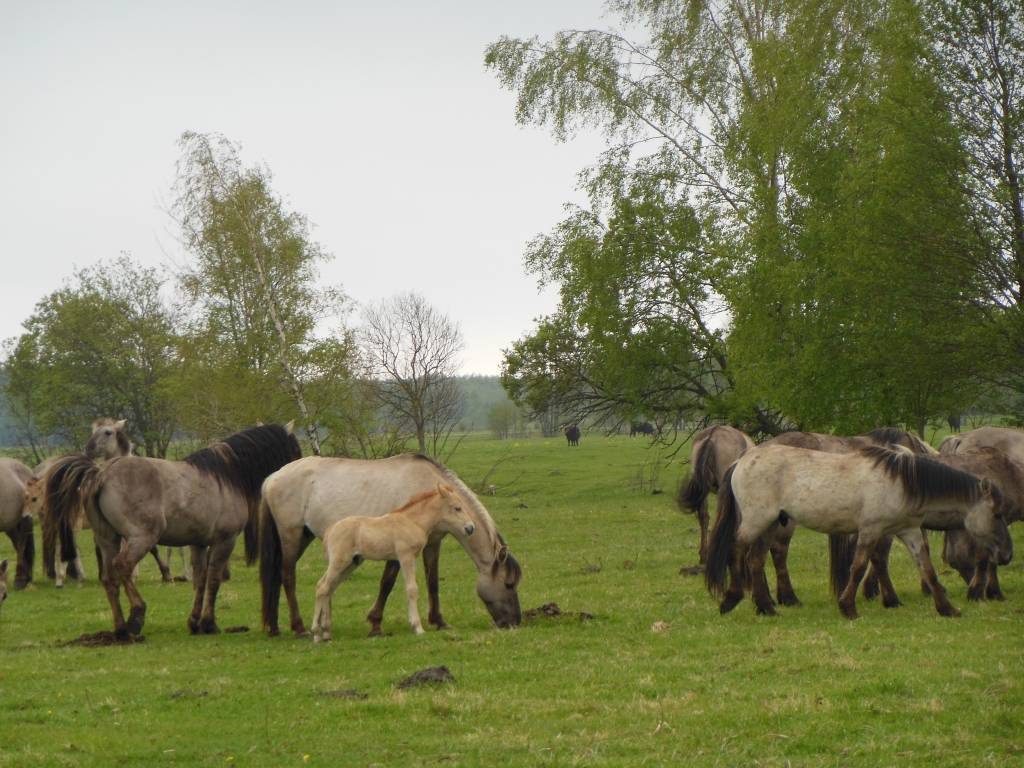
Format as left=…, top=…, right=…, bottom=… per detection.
left=706, top=444, right=1003, bottom=619
left=259, top=453, right=523, bottom=636
left=43, top=423, right=301, bottom=637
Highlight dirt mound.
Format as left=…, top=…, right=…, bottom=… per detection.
left=223, top=626, right=250, bottom=633
left=397, top=666, right=455, bottom=689
left=62, top=631, right=145, bottom=647
left=524, top=602, right=594, bottom=622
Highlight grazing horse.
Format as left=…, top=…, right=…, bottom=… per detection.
left=259, top=453, right=523, bottom=637
left=311, top=484, right=477, bottom=642
left=43, top=423, right=301, bottom=637
left=678, top=425, right=755, bottom=571
left=0, top=458, right=34, bottom=590
left=565, top=425, right=581, bottom=446
left=630, top=421, right=656, bottom=437
left=706, top=444, right=1003, bottom=619
left=940, top=426, right=1024, bottom=460
left=948, top=414, right=962, bottom=433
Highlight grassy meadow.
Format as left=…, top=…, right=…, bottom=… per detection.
left=0, top=433, right=1021, bottom=767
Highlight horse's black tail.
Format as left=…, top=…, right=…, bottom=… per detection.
left=244, top=501, right=260, bottom=566
left=829, top=534, right=856, bottom=597
left=259, top=496, right=283, bottom=634
left=13, top=516, right=35, bottom=589
left=705, top=464, right=739, bottom=598
left=43, top=455, right=102, bottom=570
left=42, top=509, right=57, bottom=579
left=679, top=436, right=717, bottom=514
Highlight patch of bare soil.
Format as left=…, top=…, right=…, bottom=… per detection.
left=223, top=626, right=249, bottom=633
left=523, top=602, right=594, bottom=622
left=679, top=564, right=705, bottom=576
left=317, top=689, right=368, bottom=700
left=397, top=666, right=455, bottom=689
left=61, top=631, right=145, bottom=648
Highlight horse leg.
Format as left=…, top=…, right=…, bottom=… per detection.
left=966, top=554, right=990, bottom=602
left=985, top=563, right=1005, bottom=601
left=862, top=536, right=891, bottom=600
left=187, top=545, right=209, bottom=634
left=837, top=537, right=875, bottom=620
left=769, top=523, right=800, bottom=606
left=748, top=540, right=776, bottom=616
left=72, top=543, right=86, bottom=584
left=111, top=537, right=156, bottom=635
left=398, top=554, right=425, bottom=635
left=423, top=537, right=450, bottom=630
left=719, top=541, right=748, bottom=614
left=7, top=527, right=29, bottom=590
left=196, top=537, right=237, bottom=634
left=150, top=546, right=173, bottom=583
left=366, top=560, right=400, bottom=637
left=96, top=538, right=129, bottom=636
left=55, top=542, right=67, bottom=588
left=312, top=553, right=358, bottom=643
left=866, top=537, right=901, bottom=608
left=696, top=497, right=710, bottom=567
left=897, top=528, right=959, bottom=617
left=283, top=530, right=316, bottom=637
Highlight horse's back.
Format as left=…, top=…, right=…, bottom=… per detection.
left=957, top=427, right=1024, bottom=463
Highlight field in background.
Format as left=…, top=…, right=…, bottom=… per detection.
left=0, top=434, right=1021, bottom=767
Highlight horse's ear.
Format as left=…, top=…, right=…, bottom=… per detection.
left=437, top=483, right=451, bottom=500
left=980, top=478, right=992, bottom=496
left=91, top=419, right=102, bottom=430
left=284, top=420, right=295, bottom=435
left=256, top=421, right=264, bottom=427
left=497, top=545, right=509, bottom=563
left=114, top=419, right=127, bottom=430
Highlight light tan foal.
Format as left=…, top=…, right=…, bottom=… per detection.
left=311, top=484, right=476, bottom=642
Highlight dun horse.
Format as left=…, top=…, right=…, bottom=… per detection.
left=43, top=423, right=301, bottom=637
left=706, top=444, right=1003, bottom=619
left=0, top=458, right=34, bottom=590
left=311, top=484, right=476, bottom=642
left=259, top=453, right=523, bottom=637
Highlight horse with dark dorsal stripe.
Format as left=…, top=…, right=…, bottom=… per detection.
left=43, top=423, right=301, bottom=637
left=706, top=444, right=1003, bottom=619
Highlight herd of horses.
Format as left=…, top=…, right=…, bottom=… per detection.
left=0, top=418, right=1020, bottom=640
left=680, top=425, right=1022, bottom=619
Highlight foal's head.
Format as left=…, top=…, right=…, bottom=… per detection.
left=0, top=560, right=8, bottom=612
left=436, top=484, right=475, bottom=538
left=22, top=476, right=45, bottom=519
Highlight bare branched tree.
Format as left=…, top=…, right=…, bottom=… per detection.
left=360, top=293, right=465, bottom=455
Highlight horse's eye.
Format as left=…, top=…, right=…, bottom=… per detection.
left=105, top=430, right=112, bottom=436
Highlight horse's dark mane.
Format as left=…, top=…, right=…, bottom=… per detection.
left=861, top=445, right=984, bottom=505
left=185, top=424, right=301, bottom=504
left=866, top=428, right=931, bottom=455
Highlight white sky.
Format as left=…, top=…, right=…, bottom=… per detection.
left=0, top=0, right=612, bottom=374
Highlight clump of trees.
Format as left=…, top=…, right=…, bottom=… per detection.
left=3, top=133, right=464, bottom=459
left=487, top=0, right=1023, bottom=436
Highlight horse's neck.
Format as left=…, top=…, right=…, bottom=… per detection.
left=398, top=500, right=442, bottom=534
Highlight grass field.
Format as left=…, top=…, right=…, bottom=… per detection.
left=0, top=434, right=1021, bottom=767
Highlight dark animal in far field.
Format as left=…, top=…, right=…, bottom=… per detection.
left=565, top=425, right=581, bottom=447
left=948, top=414, right=961, bottom=433
left=630, top=421, right=656, bottom=437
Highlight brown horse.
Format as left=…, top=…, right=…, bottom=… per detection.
left=678, top=425, right=755, bottom=569
left=259, top=453, right=523, bottom=637
left=706, top=444, right=1003, bottom=619
left=44, top=423, right=301, bottom=637
left=565, top=425, right=581, bottom=446
left=0, top=458, right=34, bottom=590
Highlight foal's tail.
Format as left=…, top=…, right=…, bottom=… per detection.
left=679, top=436, right=717, bottom=514
left=705, top=464, right=739, bottom=598
left=828, top=534, right=856, bottom=597
left=258, top=496, right=283, bottom=634
left=43, top=456, right=101, bottom=569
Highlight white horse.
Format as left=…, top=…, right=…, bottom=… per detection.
left=311, top=484, right=476, bottom=642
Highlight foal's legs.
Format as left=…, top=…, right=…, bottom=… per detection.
left=423, top=536, right=450, bottom=630
left=896, top=528, right=959, bottom=617
left=366, top=560, right=400, bottom=637
left=398, top=554, right=425, bottom=634
left=312, top=552, right=359, bottom=643
left=837, top=535, right=876, bottom=620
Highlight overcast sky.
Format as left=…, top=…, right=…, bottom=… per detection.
left=0, top=1, right=612, bottom=374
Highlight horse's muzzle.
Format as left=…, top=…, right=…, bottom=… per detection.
left=464, top=524, right=475, bottom=536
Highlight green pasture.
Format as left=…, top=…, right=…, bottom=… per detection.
left=0, top=434, right=1021, bottom=767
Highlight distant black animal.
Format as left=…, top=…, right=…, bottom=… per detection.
left=565, top=425, right=581, bottom=447
left=630, top=421, right=656, bottom=437
left=948, top=414, right=962, bottom=433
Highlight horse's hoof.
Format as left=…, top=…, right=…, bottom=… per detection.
left=776, top=593, right=801, bottom=607
left=719, top=595, right=741, bottom=615
left=187, top=617, right=201, bottom=634
left=987, top=591, right=1006, bottom=602
left=13, top=581, right=29, bottom=591
left=55, top=583, right=64, bottom=590
left=199, top=620, right=220, bottom=635
left=938, top=606, right=961, bottom=618
left=266, top=626, right=280, bottom=637
left=882, top=597, right=902, bottom=609
left=294, top=629, right=311, bottom=639
left=114, top=626, right=131, bottom=641
left=839, top=604, right=859, bottom=620
left=755, top=604, right=777, bottom=617
left=413, top=627, right=426, bottom=636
